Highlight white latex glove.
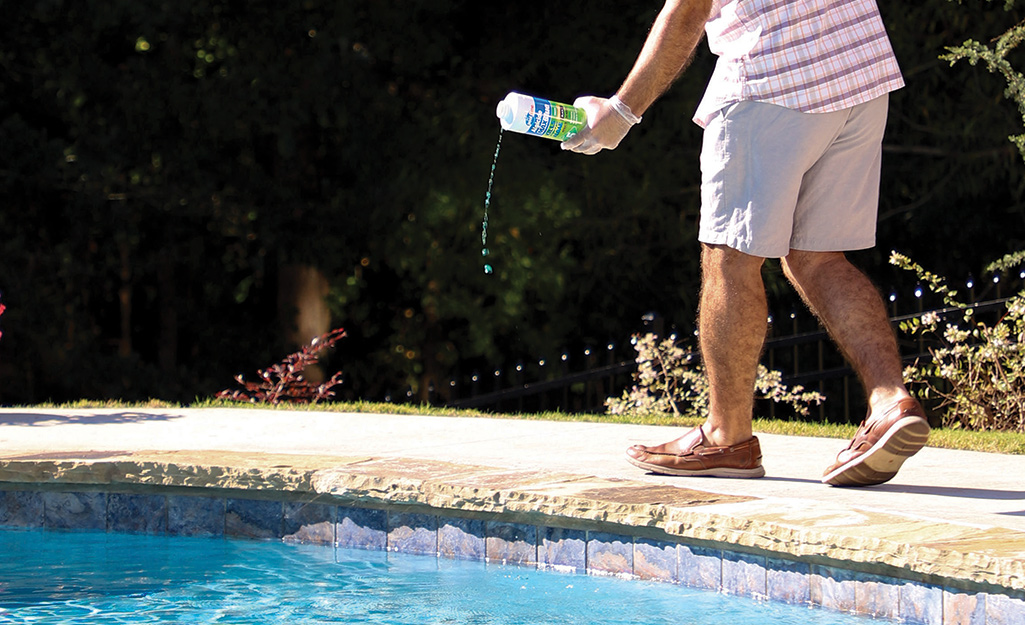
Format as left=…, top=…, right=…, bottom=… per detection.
left=561, top=95, right=640, bottom=155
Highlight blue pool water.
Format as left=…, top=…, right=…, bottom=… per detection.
left=0, top=528, right=882, bottom=624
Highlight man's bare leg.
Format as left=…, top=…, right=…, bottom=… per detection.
left=780, top=250, right=909, bottom=409
left=781, top=249, right=929, bottom=486
left=625, top=244, right=767, bottom=478
left=697, top=244, right=768, bottom=446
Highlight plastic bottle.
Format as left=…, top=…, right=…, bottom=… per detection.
left=496, top=92, right=587, bottom=141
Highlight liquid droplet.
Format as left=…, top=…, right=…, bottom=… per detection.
left=484, top=264, right=493, bottom=275
left=482, top=248, right=490, bottom=257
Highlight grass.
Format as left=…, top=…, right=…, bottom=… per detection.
left=32, top=398, right=1025, bottom=455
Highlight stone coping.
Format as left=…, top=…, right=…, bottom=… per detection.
left=1, top=449, right=1023, bottom=595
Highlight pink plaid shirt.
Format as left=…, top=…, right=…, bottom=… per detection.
left=693, top=0, right=904, bottom=127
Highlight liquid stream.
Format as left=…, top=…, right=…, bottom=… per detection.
left=481, top=129, right=503, bottom=275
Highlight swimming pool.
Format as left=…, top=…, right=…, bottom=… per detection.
left=0, top=527, right=883, bottom=624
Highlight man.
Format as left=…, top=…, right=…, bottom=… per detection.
left=562, top=0, right=930, bottom=487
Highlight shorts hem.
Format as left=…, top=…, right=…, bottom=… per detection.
left=699, top=235, right=877, bottom=257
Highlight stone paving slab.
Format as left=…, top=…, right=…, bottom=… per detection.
left=1, top=407, right=1023, bottom=593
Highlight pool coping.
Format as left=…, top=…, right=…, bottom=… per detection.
left=1, top=447, right=1024, bottom=624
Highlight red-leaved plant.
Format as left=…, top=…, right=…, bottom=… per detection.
left=217, top=328, right=346, bottom=404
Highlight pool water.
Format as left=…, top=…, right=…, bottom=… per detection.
left=0, top=528, right=882, bottom=625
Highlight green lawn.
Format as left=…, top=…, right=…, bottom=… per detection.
left=36, top=398, right=1025, bottom=456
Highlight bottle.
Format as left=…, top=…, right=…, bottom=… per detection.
left=496, top=92, right=587, bottom=141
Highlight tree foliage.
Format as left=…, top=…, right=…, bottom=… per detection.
left=0, top=0, right=1022, bottom=407
left=868, top=0, right=1024, bottom=283
left=942, top=0, right=1025, bottom=161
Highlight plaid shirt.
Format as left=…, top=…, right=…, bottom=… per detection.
left=693, top=0, right=904, bottom=127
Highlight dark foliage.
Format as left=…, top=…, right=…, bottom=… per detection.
left=0, top=1, right=1022, bottom=411
left=216, top=328, right=346, bottom=404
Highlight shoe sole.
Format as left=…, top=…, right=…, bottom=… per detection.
left=821, top=416, right=931, bottom=487
left=625, top=453, right=766, bottom=478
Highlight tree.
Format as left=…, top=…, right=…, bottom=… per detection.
left=0, top=0, right=1022, bottom=408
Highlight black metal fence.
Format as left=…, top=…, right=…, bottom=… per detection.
left=430, top=268, right=1023, bottom=422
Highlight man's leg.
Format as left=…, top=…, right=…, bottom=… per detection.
left=781, top=250, right=907, bottom=407
left=624, top=243, right=766, bottom=478
left=697, top=244, right=767, bottom=446
left=782, top=249, right=930, bottom=486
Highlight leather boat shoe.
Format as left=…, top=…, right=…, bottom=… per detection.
left=822, top=397, right=930, bottom=487
left=626, top=427, right=765, bottom=478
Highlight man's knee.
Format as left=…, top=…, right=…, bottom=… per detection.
left=701, top=243, right=766, bottom=280
left=781, top=249, right=848, bottom=286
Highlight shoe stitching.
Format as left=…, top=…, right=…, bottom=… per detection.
left=844, top=401, right=925, bottom=454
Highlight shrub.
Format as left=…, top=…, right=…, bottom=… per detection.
left=893, top=251, right=1025, bottom=431
left=217, top=328, right=346, bottom=405
left=605, top=333, right=825, bottom=419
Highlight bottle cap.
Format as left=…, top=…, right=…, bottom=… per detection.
left=496, top=99, right=514, bottom=128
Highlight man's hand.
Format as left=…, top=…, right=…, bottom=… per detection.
left=563, top=0, right=710, bottom=155
left=561, top=96, right=637, bottom=155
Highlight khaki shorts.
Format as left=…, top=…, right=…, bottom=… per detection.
left=698, top=95, right=888, bottom=258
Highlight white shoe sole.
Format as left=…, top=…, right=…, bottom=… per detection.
left=822, top=416, right=930, bottom=487
left=625, top=453, right=766, bottom=478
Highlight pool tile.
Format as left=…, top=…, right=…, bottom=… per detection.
left=486, top=521, right=537, bottom=566
left=438, top=517, right=485, bottom=561
left=633, top=538, right=678, bottom=582
left=43, top=491, right=106, bottom=530
left=10, top=484, right=1025, bottom=625
left=587, top=532, right=633, bottom=576
left=388, top=512, right=438, bottom=555
left=810, top=564, right=857, bottom=613
left=722, top=550, right=767, bottom=599
left=900, top=581, right=944, bottom=625
left=226, top=498, right=283, bottom=539
left=283, top=501, right=335, bottom=545
left=107, top=493, right=167, bottom=534
left=944, top=588, right=987, bottom=625
left=0, top=490, right=44, bottom=528
left=766, top=557, right=810, bottom=605
left=678, top=544, right=721, bottom=591
left=986, top=591, right=1025, bottom=625
left=853, top=572, right=901, bottom=620
left=167, top=495, right=225, bottom=537
left=336, top=507, right=387, bottom=550
left=540, top=526, right=586, bottom=572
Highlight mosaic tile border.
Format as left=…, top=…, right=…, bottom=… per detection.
left=2, top=488, right=1023, bottom=625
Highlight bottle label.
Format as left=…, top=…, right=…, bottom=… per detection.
left=525, top=97, right=585, bottom=141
